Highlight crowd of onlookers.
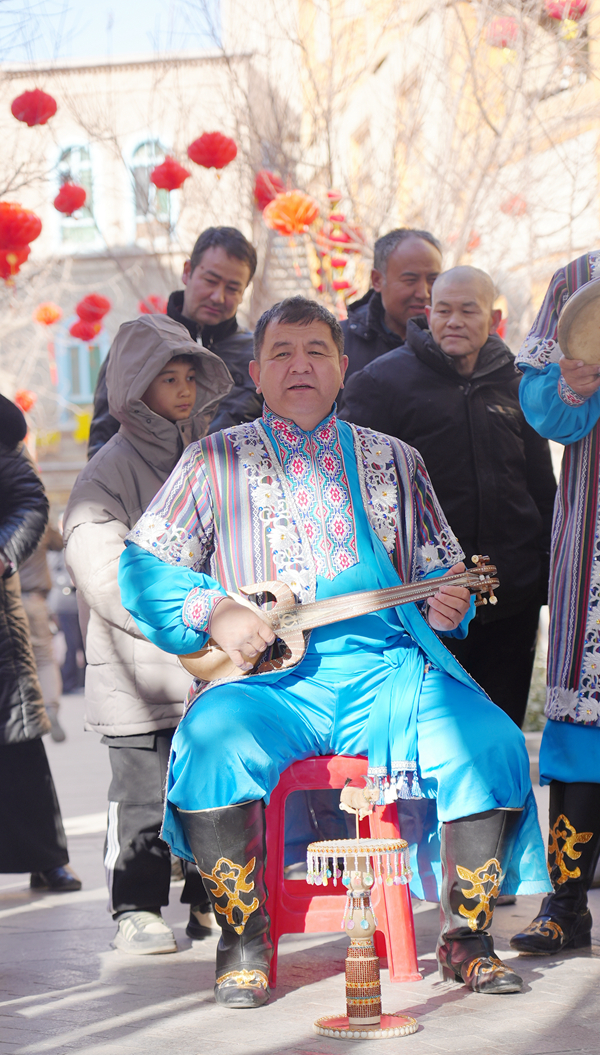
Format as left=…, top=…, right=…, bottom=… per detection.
left=0, top=222, right=558, bottom=954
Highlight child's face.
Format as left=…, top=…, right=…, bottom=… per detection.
left=141, top=358, right=197, bottom=423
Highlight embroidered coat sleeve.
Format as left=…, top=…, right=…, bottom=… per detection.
left=519, top=364, right=600, bottom=445
left=119, top=443, right=228, bottom=654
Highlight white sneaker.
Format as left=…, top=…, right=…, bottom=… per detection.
left=112, top=911, right=177, bottom=955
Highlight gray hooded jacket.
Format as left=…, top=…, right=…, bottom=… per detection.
left=63, top=314, right=232, bottom=735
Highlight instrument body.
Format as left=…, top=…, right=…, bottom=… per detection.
left=558, top=277, right=600, bottom=364
left=179, top=556, right=498, bottom=683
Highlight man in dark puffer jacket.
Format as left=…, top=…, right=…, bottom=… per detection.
left=0, top=394, right=80, bottom=889
left=341, top=266, right=557, bottom=728
left=88, top=226, right=262, bottom=458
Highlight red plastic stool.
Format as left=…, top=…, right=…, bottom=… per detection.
left=264, top=755, right=422, bottom=986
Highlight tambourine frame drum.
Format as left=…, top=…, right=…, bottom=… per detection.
left=558, top=276, right=600, bottom=364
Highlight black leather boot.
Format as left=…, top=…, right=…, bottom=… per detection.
left=177, top=799, right=272, bottom=1008
left=438, top=808, right=523, bottom=993
left=510, top=781, right=600, bottom=955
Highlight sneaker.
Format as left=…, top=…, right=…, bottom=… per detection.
left=112, top=911, right=177, bottom=955
left=186, top=904, right=214, bottom=940
left=30, top=865, right=82, bottom=892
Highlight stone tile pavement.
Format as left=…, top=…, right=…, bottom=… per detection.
left=1, top=694, right=599, bottom=1055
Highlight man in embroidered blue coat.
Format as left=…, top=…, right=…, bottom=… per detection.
left=119, top=297, right=549, bottom=1008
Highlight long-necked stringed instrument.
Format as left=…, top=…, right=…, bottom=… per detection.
left=179, top=555, right=498, bottom=682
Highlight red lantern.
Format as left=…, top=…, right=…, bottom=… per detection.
left=11, top=88, right=57, bottom=127
left=187, top=132, right=237, bottom=170
left=333, top=279, right=351, bottom=292
left=466, top=231, right=481, bottom=252
left=500, top=194, right=527, bottom=217
left=0, top=202, right=42, bottom=249
left=139, top=295, right=167, bottom=315
left=70, top=320, right=101, bottom=342
left=253, top=170, right=285, bottom=211
left=327, top=189, right=343, bottom=206
left=14, top=389, right=37, bottom=413
left=331, top=257, right=348, bottom=270
left=0, top=248, right=30, bottom=280
left=263, top=190, right=319, bottom=236
left=150, top=157, right=190, bottom=192
left=34, top=302, right=62, bottom=326
left=54, top=182, right=87, bottom=216
left=76, top=294, right=111, bottom=323
left=545, top=1, right=587, bottom=19
left=486, top=17, right=519, bottom=48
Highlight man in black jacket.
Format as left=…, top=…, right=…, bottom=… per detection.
left=341, top=265, right=557, bottom=727
left=88, top=226, right=262, bottom=458
left=340, top=227, right=442, bottom=390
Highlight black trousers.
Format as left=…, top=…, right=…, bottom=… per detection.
left=103, top=728, right=208, bottom=916
left=445, top=599, right=541, bottom=728
left=0, top=739, right=69, bottom=873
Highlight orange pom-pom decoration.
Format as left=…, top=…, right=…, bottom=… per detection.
left=34, top=302, right=62, bottom=326
left=14, top=389, right=37, bottom=412
left=187, top=132, right=237, bottom=170
left=11, top=88, right=57, bottom=127
left=150, top=157, right=190, bottom=191
left=263, top=190, right=319, bottom=236
left=54, top=183, right=87, bottom=216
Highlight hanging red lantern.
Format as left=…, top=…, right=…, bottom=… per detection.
left=34, top=302, right=62, bottom=326
left=139, top=295, right=167, bottom=315
left=500, top=194, right=527, bottom=217
left=14, top=389, right=37, bottom=413
left=0, top=202, right=42, bottom=249
left=253, top=170, right=285, bottom=211
left=11, top=88, right=57, bottom=127
left=466, top=231, right=481, bottom=252
left=187, top=132, right=237, bottom=170
left=0, top=248, right=30, bottom=280
left=545, top=1, right=587, bottom=19
left=76, top=293, right=111, bottom=323
left=150, top=156, right=190, bottom=192
left=54, top=182, right=87, bottom=216
left=327, top=189, right=343, bottom=207
left=333, top=279, right=351, bottom=292
left=331, top=257, right=348, bottom=270
left=69, top=320, right=101, bottom=342
left=486, top=17, right=519, bottom=48
left=263, top=190, right=319, bottom=236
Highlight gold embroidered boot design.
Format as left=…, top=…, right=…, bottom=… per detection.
left=548, top=814, right=593, bottom=885
left=200, top=856, right=260, bottom=935
left=457, top=858, right=502, bottom=931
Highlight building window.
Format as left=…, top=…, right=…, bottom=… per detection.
left=56, top=321, right=110, bottom=408
left=132, top=140, right=170, bottom=238
left=58, top=146, right=96, bottom=245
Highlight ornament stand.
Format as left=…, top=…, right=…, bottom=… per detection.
left=307, top=830, right=418, bottom=1041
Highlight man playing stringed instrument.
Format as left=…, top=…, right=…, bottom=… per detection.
left=119, top=296, right=550, bottom=1008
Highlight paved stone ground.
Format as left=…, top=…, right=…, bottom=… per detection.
left=1, top=693, right=599, bottom=1055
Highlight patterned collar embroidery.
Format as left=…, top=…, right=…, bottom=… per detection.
left=261, top=407, right=358, bottom=580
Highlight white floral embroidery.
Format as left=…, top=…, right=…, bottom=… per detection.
left=546, top=686, right=600, bottom=725
left=416, top=532, right=463, bottom=578
left=589, top=252, right=600, bottom=279
left=515, top=335, right=562, bottom=371
left=126, top=516, right=207, bottom=570
left=229, top=422, right=313, bottom=601
left=354, top=429, right=399, bottom=554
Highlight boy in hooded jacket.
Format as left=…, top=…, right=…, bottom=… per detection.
left=63, top=314, right=232, bottom=954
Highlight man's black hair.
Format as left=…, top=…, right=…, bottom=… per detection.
left=253, top=296, right=344, bottom=359
left=189, top=226, right=257, bottom=281
left=373, top=228, right=442, bottom=273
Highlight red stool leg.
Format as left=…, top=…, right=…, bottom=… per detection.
left=370, top=803, right=422, bottom=982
